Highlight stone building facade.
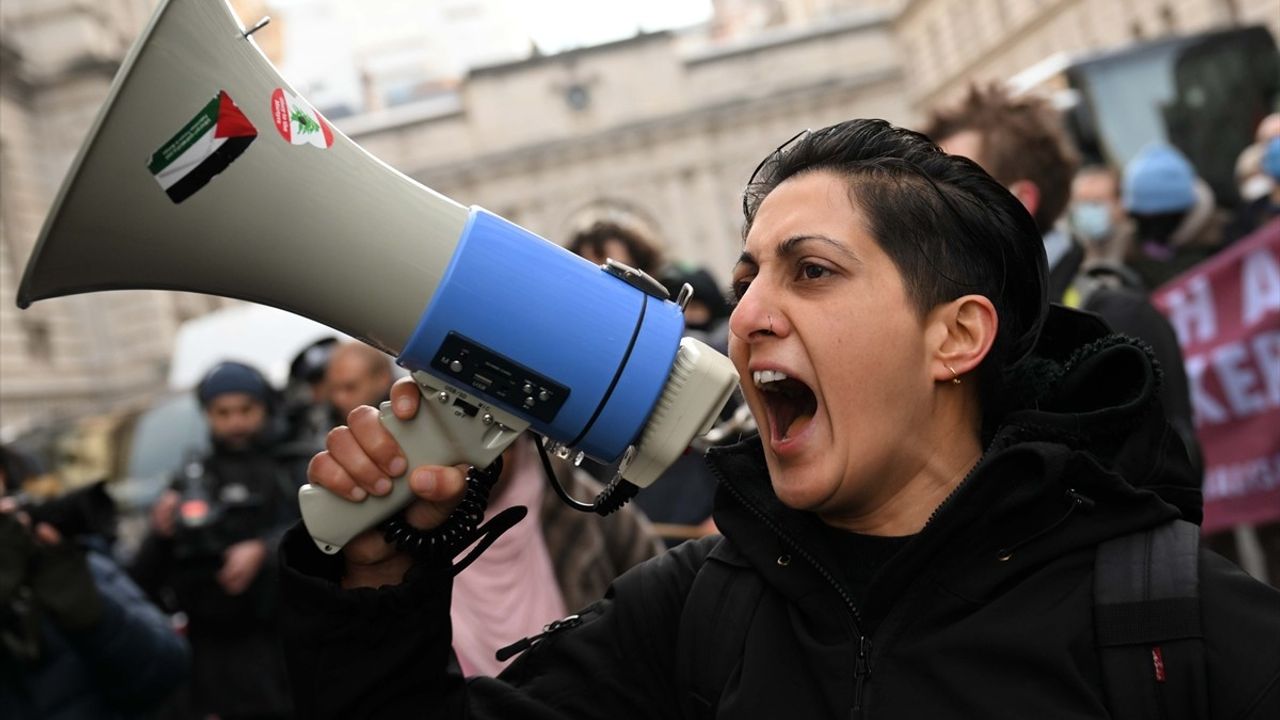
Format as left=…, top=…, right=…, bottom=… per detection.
left=0, top=0, right=204, bottom=432
left=895, top=0, right=1280, bottom=111
left=348, top=11, right=908, bottom=281
left=0, top=0, right=275, bottom=431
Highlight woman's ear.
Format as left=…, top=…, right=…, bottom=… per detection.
left=927, top=295, right=998, bottom=383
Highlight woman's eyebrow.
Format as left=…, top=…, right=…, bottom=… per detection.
left=735, top=250, right=758, bottom=270
left=778, top=235, right=860, bottom=263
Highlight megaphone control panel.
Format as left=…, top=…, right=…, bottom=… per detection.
left=430, top=331, right=570, bottom=424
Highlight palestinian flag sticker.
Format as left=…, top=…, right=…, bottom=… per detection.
left=148, top=91, right=258, bottom=204
left=271, top=88, right=334, bottom=149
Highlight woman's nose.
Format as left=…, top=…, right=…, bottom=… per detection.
left=729, top=283, right=783, bottom=341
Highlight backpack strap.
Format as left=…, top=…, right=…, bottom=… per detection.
left=676, top=537, right=765, bottom=719
left=1094, top=519, right=1208, bottom=720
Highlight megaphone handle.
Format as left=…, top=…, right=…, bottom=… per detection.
left=298, top=380, right=527, bottom=555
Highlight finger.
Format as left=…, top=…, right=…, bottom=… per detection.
left=216, top=563, right=234, bottom=590
left=34, top=522, right=62, bottom=545
left=308, top=449, right=367, bottom=502
left=403, top=465, right=468, bottom=529
left=326, top=424, right=392, bottom=495
left=342, top=529, right=397, bottom=567
left=389, top=378, right=421, bottom=421
left=347, top=405, right=408, bottom=481
left=406, top=464, right=467, bottom=503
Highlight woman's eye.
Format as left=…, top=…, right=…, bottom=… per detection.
left=799, top=263, right=829, bottom=280
left=730, top=278, right=752, bottom=301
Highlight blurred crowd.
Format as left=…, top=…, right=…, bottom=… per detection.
left=3, top=82, right=1278, bottom=718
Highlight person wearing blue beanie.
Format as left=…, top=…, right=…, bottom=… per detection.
left=196, top=360, right=273, bottom=409
left=1123, top=143, right=1196, bottom=215
left=131, top=357, right=301, bottom=719
left=1123, top=142, right=1223, bottom=289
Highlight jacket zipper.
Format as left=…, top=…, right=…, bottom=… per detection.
left=494, top=613, right=583, bottom=662
left=712, top=464, right=872, bottom=718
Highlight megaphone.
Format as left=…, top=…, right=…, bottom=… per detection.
left=17, top=0, right=738, bottom=554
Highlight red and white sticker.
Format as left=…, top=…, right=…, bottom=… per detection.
left=270, top=87, right=334, bottom=149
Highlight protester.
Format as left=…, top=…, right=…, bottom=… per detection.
left=1123, top=142, right=1224, bottom=289
left=922, top=84, right=1082, bottom=302
left=926, top=88, right=1199, bottom=470
left=1, top=445, right=190, bottom=719
left=658, top=264, right=733, bottom=353
left=445, top=436, right=662, bottom=676
left=279, top=119, right=1280, bottom=718
left=283, top=336, right=339, bottom=449
left=130, top=361, right=301, bottom=720
left=1227, top=135, right=1280, bottom=244
left=1068, top=164, right=1131, bottom=267
left=324, top=340, right=395, bottom=428
left=566, top=220, right=665, bottom=275
left=1062, top=164, right=1200, bottom=469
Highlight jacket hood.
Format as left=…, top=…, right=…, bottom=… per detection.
left=705, top=306, right=1194, bottom=630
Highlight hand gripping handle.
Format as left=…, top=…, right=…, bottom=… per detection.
left=298, top=375, right=528, bottom=554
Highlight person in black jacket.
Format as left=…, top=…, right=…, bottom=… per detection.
left=280, top=119, right=1280, bottom=718
left=1, top=455, right=189, bottom=719
left=132, top=361, right=302, bottom=720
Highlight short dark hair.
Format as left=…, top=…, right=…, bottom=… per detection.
left=922, top=84, right=1080, bottom=234
left=743, top=119, right=1048, bottom=414
left=566, top=221, right=663, bottom=274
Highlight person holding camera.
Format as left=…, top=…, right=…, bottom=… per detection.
left=130, top=361, right=305, bottom=720
left=1, top=444, right=189, bottom=719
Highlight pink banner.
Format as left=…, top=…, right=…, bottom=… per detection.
left=1153, top=220, right=1280, bottom=534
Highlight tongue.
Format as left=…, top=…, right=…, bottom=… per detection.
left=770, top=382, right=817, bottom=440
left=781, top=405, right=815, bottom=440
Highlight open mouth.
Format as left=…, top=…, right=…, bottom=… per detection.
left=753, top=370, right=817, bottom=442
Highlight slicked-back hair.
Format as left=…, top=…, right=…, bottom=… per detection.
left=922, top=84, right=1080, bottom=234
left=742, top=119, right=1049, bottom=419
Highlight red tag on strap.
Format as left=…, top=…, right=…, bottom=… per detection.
left=1152, top=646, right=1167, bottom=683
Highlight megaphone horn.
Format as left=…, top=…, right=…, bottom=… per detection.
left=18, top=0, right=738, bottom=554
left=17, top=0, right=466, bottom=355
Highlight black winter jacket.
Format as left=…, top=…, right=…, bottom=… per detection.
left=280, top=312, right=1280, bottom=719
left=1, top=540, right=190, bottom=720
left=132, top=442, right=302, bottom=718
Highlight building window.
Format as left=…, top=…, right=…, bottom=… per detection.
left=1160, top=4, right=1177, bottom=32
left=1130, top=20, right=1145, bottom=40
left=565, top=83, right=591, bottom=111
left=21, top=317, right=52, bottom=362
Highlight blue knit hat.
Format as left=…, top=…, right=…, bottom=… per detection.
left=1263, top=136, right=1280, bottom=181
left=197, top=361, right=272, bottom=406
left=1123, top=143, right=1196, bottom=214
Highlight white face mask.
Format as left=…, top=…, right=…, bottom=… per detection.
left=1240, top=174, right=1275, bottom=202
left=1069, top=201, right=1113, bottom=245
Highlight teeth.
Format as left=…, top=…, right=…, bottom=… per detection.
left=753, top=370, right=789, bottom=388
